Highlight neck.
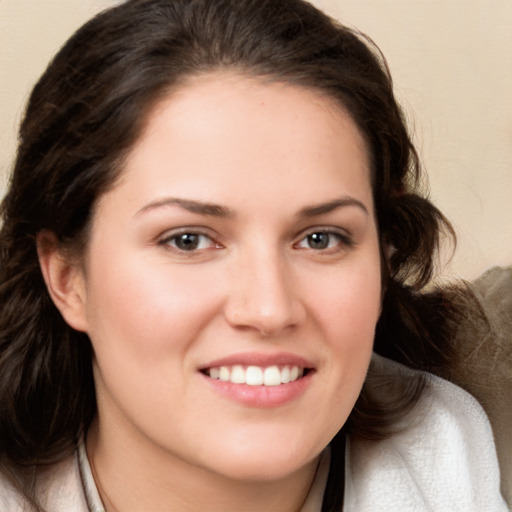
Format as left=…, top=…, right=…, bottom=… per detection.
left=86, top=421, right=320, bottom=512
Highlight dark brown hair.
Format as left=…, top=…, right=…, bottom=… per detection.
left=0, top=0, right=458, bottom=509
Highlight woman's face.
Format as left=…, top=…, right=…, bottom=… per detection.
left=75, top=73, right=382, bottom=482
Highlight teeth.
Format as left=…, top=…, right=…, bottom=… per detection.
left=219, top=366, right=230, bottom=382
left=230, top=365, right=246, bottom=384
left=263, top=366, right=281, bottom=386
left=246, top=366, right=263, bottom=386
left=206, top=365, right=306, bottom=386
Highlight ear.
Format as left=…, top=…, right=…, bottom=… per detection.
left=36, top=230, right=88, bottom=332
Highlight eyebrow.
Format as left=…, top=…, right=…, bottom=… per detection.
left=298, top=197, right=369, bottom=217
left=135, top=196, right=369, bottom=219
left=135, top=197, right=233, bottom=218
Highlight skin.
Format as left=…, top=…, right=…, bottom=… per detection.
left=40, top=72, right=382, bottom=511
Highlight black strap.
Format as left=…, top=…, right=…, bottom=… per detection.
left=321, top=431, right=346, bottom=512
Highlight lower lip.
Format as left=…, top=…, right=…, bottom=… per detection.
left=200, top=371, right=314, bottom=408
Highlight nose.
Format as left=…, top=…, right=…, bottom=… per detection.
left=223, top=248, right=306, bottom=337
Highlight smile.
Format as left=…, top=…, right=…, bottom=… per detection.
left=203, top=365, right=307, bottom=386
left=199, top=353, right=315, bottom=407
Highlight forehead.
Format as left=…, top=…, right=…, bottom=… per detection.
left=100, top=71, right=373, bottom=215
left=137, top=72, right=368, bottom=163
left=143, top=71, right=365, bottom=139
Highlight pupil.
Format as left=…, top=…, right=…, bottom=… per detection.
left=308, top=232, right=328, bottom=249
left=176, top=233, right=199, bottom=250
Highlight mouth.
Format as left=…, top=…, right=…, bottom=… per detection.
left=201, top=365, right=312, bottom=386
left=198, top=353, right=315, bottom=406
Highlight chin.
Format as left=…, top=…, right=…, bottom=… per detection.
left=203, top=439, right=323, bottom=483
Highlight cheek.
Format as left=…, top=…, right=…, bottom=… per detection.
left=292, top=260, right=381, bottom=446
left=82, top=250, right=222, bottom=364
left=313, top=260, right=382, bottom=341
left=309, top=254, right=382, bottom=390
left=82, top=254, right=226, bottom=422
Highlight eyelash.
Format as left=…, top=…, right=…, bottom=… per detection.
left=158, top=229, right=221, bottom=253
left=294, top=228, right=354, bottom=253
left=157, top=227, right=354, bottom=254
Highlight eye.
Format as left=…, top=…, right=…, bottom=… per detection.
left=160, top=231, right=218, bottom=252
left=296, top=230, right=352, bottom=251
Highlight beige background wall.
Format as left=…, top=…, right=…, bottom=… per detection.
left=1, top=0, right=511, bottom=280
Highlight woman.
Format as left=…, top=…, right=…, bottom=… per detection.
left=0, top=0, right=506, bottom=510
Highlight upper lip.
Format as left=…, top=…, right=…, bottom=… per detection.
left=198, top=352, right=315, bottom=370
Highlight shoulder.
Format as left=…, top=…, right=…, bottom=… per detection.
left=0, top=471, right=24, bottom=512
left=344, top=355, right=508, bottom=512
left=0, top=453, right=90, bottom=512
